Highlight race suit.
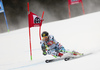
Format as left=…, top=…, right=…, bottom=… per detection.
left=40, top=35, right=66, bottom=56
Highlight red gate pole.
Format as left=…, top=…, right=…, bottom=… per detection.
left=39, top=11, right=44, bottom=40
left=39, top=26, right=41, bottom=40
left=29, top=27, right=32, bottom=60
left=42, top=11, right=44, bottom=18
left=68, top=4, right=71, bottom=18
left=81, top=1, right=85, bottom=14
left=27, top=2, right=32, bottom=60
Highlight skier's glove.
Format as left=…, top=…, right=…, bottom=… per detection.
left=43, top=52, right=47, bottom=56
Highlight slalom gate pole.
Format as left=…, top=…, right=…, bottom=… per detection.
left=29, top=27, right=32, bottom=60
left=1, top=0, right=9, bottom=32
left=4, top=11, right=9, bottom=32
left=39, top=11, right=44, bottom=40
left=68, top=4, right=71, bottom=18
left=27, top=2, right=32, bottom=60
left=39, top=26, right=41, bottom=40
left=81, top=1, right=85, bottom=14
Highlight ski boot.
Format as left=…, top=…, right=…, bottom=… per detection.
left=51, top=52, right=63, bottom=58
left=57, top=53, right=63, bottom=57
left=72, top=51, right=83, bottom=56
left=71, top=51, right=79, bottom=55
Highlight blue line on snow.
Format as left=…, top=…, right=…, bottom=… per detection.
left=8, top=61, right=45, bottom=70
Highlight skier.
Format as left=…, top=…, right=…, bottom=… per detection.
left=40, top=31, right=79, bottom=58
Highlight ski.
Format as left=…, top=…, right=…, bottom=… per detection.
left=45, top=53, right=92, bottom=63
left=45, top=56, right=68, bottom=63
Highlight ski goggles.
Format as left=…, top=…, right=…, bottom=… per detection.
left=42, top=36, right=48, bottom=39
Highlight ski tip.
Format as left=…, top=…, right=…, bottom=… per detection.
left=45, top=59, right=54, bottom=63
left=64, top=58, right=70, bottom=61
left=45, top=60, right=49, bottom=63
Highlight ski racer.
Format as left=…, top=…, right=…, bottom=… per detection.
left=40, top=31, right=79, bottom=58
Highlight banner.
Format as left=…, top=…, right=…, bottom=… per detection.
left=28, top=12, right=43, bottom=28
left=0, top=0, right=4, bottom=13
left=68, top=0, right=82, bottom=5
left=0, top=0, right=9, bottom=32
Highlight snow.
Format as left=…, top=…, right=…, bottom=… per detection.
left=0, top=11, right=100, bottom=70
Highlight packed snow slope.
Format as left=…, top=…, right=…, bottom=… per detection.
left=0, top=11, right=100, bottom=70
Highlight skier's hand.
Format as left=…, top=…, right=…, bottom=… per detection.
left=43, top=52, right=47, bottom=56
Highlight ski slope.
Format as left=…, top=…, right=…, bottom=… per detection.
left=0, top=11, right=100, bottom=70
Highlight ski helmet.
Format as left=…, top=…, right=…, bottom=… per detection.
left=42, top=31, right=49, bottom=37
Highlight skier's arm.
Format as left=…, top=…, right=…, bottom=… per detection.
left=40, top=40, right=47, bottom=55
left=49, top=35, right=59, bottom=45
left=49, top=35, right=63, bottom=50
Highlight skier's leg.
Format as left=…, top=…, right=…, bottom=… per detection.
left=55, top=43, right=66, bottom=53
left=59, top=46, right=66, bottom=52
left=47, top=49, right=63, bottom=58
left=47, top=49, right=58, bottom=57
left=57, top=43, right=80, bottom=55
left=59, top=47, right=80, bottom=55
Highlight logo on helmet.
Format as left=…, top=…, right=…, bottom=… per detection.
left=43, top=34, right=45, bottom=37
